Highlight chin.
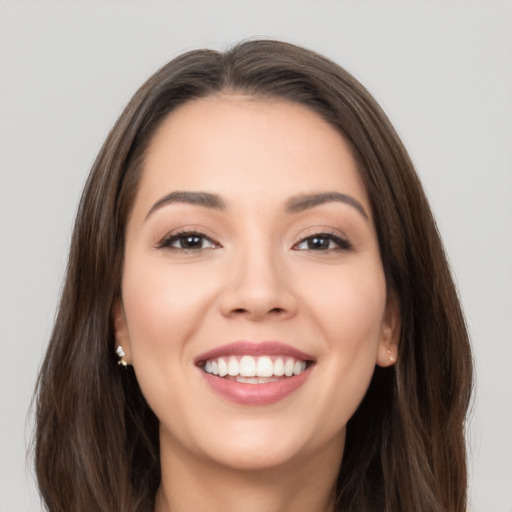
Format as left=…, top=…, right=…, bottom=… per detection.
left=176, top=416, right=345, bottom=474
left=202, top=441, right=311, bottom=473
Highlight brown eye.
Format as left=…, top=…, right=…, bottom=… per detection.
left=160, top=232, right=218, bottom=251
left=294, top=233, right=351, bottom=251
left=305, top=236, right=331, bottom=250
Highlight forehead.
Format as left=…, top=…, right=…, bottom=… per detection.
left=136, top=95, right=369, bottom=212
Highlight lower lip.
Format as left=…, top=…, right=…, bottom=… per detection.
left=199, top=368, right=311, bottom=405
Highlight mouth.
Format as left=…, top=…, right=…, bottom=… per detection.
left=195, top=341, right=315, bottom=404
left=199, top=355, right=310, bottom=384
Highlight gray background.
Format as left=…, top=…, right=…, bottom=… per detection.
left=1, top=1, right=511, bottom=511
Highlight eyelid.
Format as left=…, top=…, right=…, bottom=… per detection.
left=292, top=230, right=352, bottom=251
left=156, top=228, right=221, bottom=251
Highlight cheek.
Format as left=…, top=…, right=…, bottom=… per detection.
left=304, top=263, right=387, bottom=428
left=302, top=259, right=388, bottom=361
left=120, top=256, right=216, bottom=365
left=119, top=256, right=219, bottom=424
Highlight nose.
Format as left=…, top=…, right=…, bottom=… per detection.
left=219, top=246, right=298, bottom=321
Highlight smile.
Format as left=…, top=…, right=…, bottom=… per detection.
left=202, top=355, right=308, bottom=383
left=195, top=341, right=315, bottom=405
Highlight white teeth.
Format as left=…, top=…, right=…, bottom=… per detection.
left=203, top=355, right=309, bottom=379
left=240, top=377, right=259, bottom=384
left=235, top=376, right=280, bottom=384
left=293, top=360, right=307, bottom=375
left=218, top=357, right=228, bottom=377
left=227, top=356, right=239, bottom=376
left=256, top=356, right=274, bottom=377
left=239, top=355, right=256, bottom=377
left=273, top=357, right=285, bottom=376
left=284, top=358, right=295, bottom=377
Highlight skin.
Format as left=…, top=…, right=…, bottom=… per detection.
left=114, top=95, right=399, bottom=512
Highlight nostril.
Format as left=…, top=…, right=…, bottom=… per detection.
left=230, top=306, right=286, bottom=316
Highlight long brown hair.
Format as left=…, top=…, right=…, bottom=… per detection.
left=34, top=39, right=473, bottom=511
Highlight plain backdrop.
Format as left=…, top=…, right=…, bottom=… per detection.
left=0, top=1, right=511, bottom=511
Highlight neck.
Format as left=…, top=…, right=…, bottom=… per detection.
left=154, top=434, right=343, bottom=512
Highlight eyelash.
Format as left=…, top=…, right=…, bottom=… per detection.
left=293, top=232, right=352, bottom=252
left=158, top=230, right=352, bottom=253
left=158, top=230, right=220, bottom=252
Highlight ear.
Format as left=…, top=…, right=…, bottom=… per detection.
left=112, top=300, right=132, bottom=364
left=376, top=292, right=400, bottom=367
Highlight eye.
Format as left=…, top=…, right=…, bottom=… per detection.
left=159, top=231, right=219, bottom=251
left=293, top=232, right=351, bottom=252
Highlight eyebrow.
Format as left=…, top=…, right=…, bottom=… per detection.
left=145, top=191, right=226, bottom=220
left=285, top=192, right=368, bottom=219
left=145, top=190, right=368, bottom=221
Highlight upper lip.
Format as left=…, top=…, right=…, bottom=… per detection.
left=194, top=341, right=316, bottom=365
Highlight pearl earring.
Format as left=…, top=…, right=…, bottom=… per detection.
left=116, top=345, right=128, bottom=367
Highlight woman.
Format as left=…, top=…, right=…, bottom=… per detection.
left=34, top=39, right=473, bottom=511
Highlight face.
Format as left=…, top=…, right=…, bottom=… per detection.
left=114, top=95, right=398, bottom=472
